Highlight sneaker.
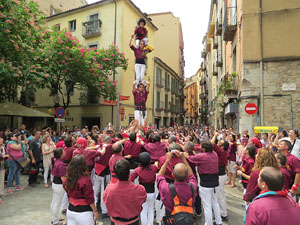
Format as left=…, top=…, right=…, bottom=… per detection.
left=16, top=186, right=24, bottom=191
left=8, top=188, right=13, bottom=193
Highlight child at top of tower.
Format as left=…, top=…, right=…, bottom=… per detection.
left=132, top=18, right=148, bottom=48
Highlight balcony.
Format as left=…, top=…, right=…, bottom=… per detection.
left=201, top=62, right=206, bottom=72
left=201, top=51, right=206, bottom=58
left=82, top=19, right=102, bottom=39
left=216, top=50, right=223, bottom=67
left=200, top=77, right=206, bottom=86
left=213, top=37, right=218, bottom=49
left=225, top=103, right=238, bottom=115
left=199, top=93, right=206, bottom=99
left=216, top=18, right=222, bottom=36
left=223, top=6, right=237, bottom=42
left=224, top=74, right=238, bottom=98
left=213, top=64, right=218, bottom=76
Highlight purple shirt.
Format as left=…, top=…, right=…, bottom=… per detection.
left=133, top=90, right=149, bottom=106
left=130, top=164, right=158, bottom=183
left=124, top=141, right=142, bottom=158
left=52, top=159, right=66, bottom=177
left=130, top=45, right=149, bottom=59
left=103, top=181, right=146, bottom=223
left=144, top=142, right=167, bottom=162
left=245, top=194, right=300, bottom=225
left=158, top=155, right=183, bottom=181
left=228, top=142, right=237, bottom=162
left=280, top=166, right=292, bottom=190
left=286, top=153, right=300, bottom=177
left=189, top=152, right=219, bottom=175
left=134, top=27, right=147, bottom=39
left=63, top=175, right=94, bottom=205
left=157, top=174, right=197, bottom=212
left=244, top=170, right=260, bottom=202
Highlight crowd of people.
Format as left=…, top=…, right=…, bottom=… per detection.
left=1, top=122, right=300, bottom=225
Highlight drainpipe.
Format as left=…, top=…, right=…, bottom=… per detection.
left=259, top=0, right=264, bottom=126
left=112, top=0, right=117, bottom=128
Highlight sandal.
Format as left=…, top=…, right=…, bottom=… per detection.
left=44, top=183, right=49, bottom=188
left=230, top=184, right=236, bottom=188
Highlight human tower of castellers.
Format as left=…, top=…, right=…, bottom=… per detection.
left=1, top=18, right=300, bottom=225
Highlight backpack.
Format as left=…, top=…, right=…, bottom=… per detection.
left=162, top=182, right=195, bottom=225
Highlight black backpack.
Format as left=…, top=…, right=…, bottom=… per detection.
left=162, top=182, right=194, bottom=225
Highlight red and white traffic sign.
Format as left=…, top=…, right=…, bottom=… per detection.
left=245, top=103, right=257, bottom=115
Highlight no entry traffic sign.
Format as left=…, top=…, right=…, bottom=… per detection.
left=55, top=107, right=65, bottom=118
left=245, top=103, right=257, bottom=115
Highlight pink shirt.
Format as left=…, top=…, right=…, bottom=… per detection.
left=244, top=170, right=260, bottom=202
left=144, top=142, right=167, bottom=162
left=245, top=194, right=300, bottom=225
left=124, top=141, right=142, bottom=158
left=130, top=164, right=158, bottom=183
left=7, top=141, right=23, bottom=160
left=157, top=174, right=197, bottom=212
left=103, top=181, right=147, bottom=224
left=108, top=154, right=125, bottom=174
left=189, top=152, right=219, bottom=175
left=158, top=155, right=183, bottom=181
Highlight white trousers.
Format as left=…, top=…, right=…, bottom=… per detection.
left=154, top=178, right=165, bottom=225
left=0, top=169, right=5, bottom=195
left=43, top=164, right=53, bottom=184
left=93, top=174, right=110, bottom=214
left=199, top=186, right=222, bottom=225
left=136, top=38, right=148, bottom=48
left=61, top=192, right=68, bottom=211
left=134, top=110, right=147, bottom=127
left=135, top=64, right=146, bottom=86
left=216, top=175, right=227, bottom=217
left=67, top=209, right=94, bottom=225
left=51, top=183, right=65, bottom=224
left=141, top=193, right=156, bottom=225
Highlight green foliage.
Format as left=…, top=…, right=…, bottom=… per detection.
left=34, top=29, right=128, bottom=109
left=0, top=0, right=47, bottom=102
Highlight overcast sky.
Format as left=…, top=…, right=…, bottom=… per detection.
left=86, top=0, right=211, bottom=78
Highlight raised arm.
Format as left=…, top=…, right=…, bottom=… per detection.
left=145, top=80, right=150, bottom=92
left=132, top=81, right=136, bottom=92
left=129, top=35, right=134, bottom=47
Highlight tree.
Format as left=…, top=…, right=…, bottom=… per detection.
left=0, top=0, right=46, bottom=102
left=35, top=29, right=128, bottom=109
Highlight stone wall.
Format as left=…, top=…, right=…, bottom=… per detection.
left=239, top=60, right=300, bottom=133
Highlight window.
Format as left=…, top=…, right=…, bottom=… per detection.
left=156, top=92, right=160, bottom=109
left=165, top=95, right=168, bottom=110
left=165, top=72, right=170, bottom=89
left=88, top=44, right=98, bottom=50
left=89, top=13, right=99, bottom=21
left=69, top=20, right=76, bottom=31
left=156, top=67, right=162, bottom=86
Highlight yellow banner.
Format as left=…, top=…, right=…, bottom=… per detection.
left=253, top=126, right=279, bottom=133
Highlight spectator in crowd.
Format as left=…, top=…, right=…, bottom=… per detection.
left=28, top=131, right=42, bottom=187
left=0, top=137, right=8, bottom=196
left=42, top=134, right=55, bottom=188
left=244, top=167, right=300, bottom=225
left=7, top=133, right=25, bottom=193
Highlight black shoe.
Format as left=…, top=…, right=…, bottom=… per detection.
left=102, top=213, right=109, bottom=219
left=62, top=209, right=67, bottom=215
left=34, top=181, right=41, bottom=185
left=29, top=183, right=36, bottom=187
left=221, top=216, right=229, bottom=221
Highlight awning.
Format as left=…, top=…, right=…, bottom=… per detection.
left=0, top=102, right=54, bottom=117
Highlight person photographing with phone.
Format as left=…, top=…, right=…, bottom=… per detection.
left=7, top=133, right=25, bottom=193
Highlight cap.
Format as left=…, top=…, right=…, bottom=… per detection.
left=121, top=133, right=129, bottom=138
left=139, top=152, right=151, bottom=166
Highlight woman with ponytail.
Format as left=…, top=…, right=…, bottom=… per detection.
left=63, top=155, right=98, bottom=225
left=50, top=148, right=66, bottom=225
